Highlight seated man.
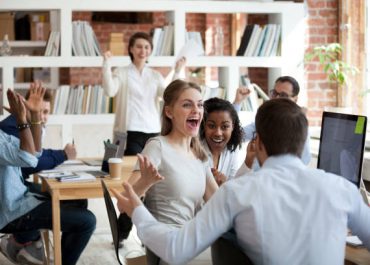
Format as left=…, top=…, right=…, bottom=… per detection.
left=234, top=76, right=311, bottom=171
left=0, top=84, right=96, bottom=265
left=113, top=98, right=370, bottom=265
left=0, top=88, right=76, bottom=182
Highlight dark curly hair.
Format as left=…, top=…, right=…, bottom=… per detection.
left=200, top=97, right=243, bottom=152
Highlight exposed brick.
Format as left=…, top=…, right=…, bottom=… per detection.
left=307, top=0, right=326, bottom=9
left=318, top=10, right=337, bottom=18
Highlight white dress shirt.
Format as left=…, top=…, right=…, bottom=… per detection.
left=132, top=154, right=370, bottom=265
left=203, top=140, right=242, bottom=180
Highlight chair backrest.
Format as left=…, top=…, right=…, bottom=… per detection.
left=211, top=237, right=253, bottom=265
left=101, top=180, right=123, bottom=265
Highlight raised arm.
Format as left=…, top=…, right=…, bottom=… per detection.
left=6, top=89, right=35, bottom=155
left=112, top=181, right=234, bottom=265
left=131, top=154, right=164, bottom=197
left=24, top=81, right=45, bottom=153
left=102, top=51, right=120, bottom=97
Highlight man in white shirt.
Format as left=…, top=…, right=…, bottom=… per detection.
left=112, top=98, right=370, bottom=265
left=235, top=76, right=311, bottom=172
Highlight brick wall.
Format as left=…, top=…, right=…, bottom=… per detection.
left=61, top=2, right=341, bottom=126
left=305, top=0, right=339, bottom=126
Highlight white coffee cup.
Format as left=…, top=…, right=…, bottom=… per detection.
left=108, top=158, right=122, bottom=179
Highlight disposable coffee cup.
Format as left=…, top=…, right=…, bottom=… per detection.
left=108, top=158, right=122, bottom=179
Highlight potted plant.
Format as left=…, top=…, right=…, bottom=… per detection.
left=305, top=43, right=358, bottom=110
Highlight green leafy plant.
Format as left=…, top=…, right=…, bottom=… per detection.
left=305, top=43, right=359, bottom=107
left=305, top=43, right=358, bottom=87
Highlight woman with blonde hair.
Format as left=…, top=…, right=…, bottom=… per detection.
left=129, top=79, right=218, bottom=265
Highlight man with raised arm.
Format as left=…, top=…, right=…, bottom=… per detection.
left=0, top=84, right=96, bottom=265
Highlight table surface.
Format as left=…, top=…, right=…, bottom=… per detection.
left=40, top=155, right=137, bottom=265
left=345, top=245, right=370, bottom=264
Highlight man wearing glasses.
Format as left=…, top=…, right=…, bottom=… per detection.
left=233, top=75, right=311, bottom=172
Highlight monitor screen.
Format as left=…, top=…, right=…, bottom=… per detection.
left=317, top=112, right=367, bottom=187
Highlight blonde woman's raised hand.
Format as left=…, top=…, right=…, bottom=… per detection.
left=111, top=182, right=142, bottom=217
left=134, top=154, right=164, bottom=196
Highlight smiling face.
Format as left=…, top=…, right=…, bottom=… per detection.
left=165, top=88, right=204, bottom=137
left=204, top=110, right=234, bottom=153
left=129, top=38, right=152, bottom=64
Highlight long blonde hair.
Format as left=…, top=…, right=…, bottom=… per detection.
left=161, top=79, right=207, bottom=161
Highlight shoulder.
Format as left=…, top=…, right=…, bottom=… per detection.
left=143, top=136, right=163, bottom=153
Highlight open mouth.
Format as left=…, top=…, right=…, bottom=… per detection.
left=186, top=118, right=200, bottom=129
left=211, top=138, right=224, bottom=144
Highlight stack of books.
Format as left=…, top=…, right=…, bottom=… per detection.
left=108, top=33, right=124, bottom=56
left=151, top=25, right=174, bottom=56
left=52, top=84, right=113, bottom=115
left=236, top=24, right=281, bottom=57
left=72, top=21, right=102, bottom=56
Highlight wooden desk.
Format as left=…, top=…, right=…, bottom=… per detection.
left=346, top=245, right=370, bottom=265
left=40, top=156, right=137, bottom=265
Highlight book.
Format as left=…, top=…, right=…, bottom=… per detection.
left=236, top=24, right=254, bottom=56
left=244, top=25, right=261, bottom=57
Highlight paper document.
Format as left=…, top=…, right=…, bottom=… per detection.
left=56, top=172, right=96, bottom=182
left=41, top=165, right=101, bottom=174
left=346, top=235, right=363, bottom=247
left=176, top=39, right=204, bottom=61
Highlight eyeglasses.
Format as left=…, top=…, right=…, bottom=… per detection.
left=269, top=89, right=293, bottom=99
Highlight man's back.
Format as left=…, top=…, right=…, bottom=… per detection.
left=230, top=154, right=369, bottom=264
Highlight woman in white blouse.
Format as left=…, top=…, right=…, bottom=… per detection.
left=200, top=97, right=244, bottom=185
left=102, top=32, right=185, bottom=245
left=102, top=32, right=185, bottom=154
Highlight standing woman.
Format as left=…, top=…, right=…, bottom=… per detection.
left=129, top=79, right=218, bottom=265
left=102, top=32, right=185, bottom=154
left=102, top=32, right=185, bottom=245
left=200, top=97, right=243, bottom=185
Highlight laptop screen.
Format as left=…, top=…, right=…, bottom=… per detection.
left=317, top=112, right=367, bottom=187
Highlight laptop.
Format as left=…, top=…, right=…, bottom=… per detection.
left=83, top=137, right=127, bottom=177
left=101, top=180, right=123, bottom=265
left=317, top=111, right=367, bottom=188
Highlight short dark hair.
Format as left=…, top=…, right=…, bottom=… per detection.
left=255, top=98, right=307, bottom=157
left=275, top=76, right=300, bottom=97
left=25, top=89, right=52, bottom=102
left=200, top=97, right=243, bottom=152
left=128, top=32, right=153, bottom=62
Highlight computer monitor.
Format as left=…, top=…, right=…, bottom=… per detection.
left=317, top=112, right=367, bottom=187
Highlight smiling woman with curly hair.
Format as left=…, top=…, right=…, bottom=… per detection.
left=200, top=97, right=244, bottom=185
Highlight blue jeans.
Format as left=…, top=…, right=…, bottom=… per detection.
left=0, top=200, right=96, bottom=265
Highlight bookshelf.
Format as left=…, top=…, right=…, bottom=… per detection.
left=0, top=0, right=304, bottom=157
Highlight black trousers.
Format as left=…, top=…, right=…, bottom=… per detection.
left=119, top=130, right=158, bottom=241
left=124, top=131, right=159, bottom=155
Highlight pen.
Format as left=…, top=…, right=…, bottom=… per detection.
left=72, top=138, right=75, bottom=145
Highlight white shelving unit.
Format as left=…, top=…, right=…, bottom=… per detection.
left=0, top=0, right=304, bottom=156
